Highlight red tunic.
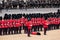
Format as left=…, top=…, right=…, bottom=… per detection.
left=54, top=18, right=59, bottom=24
left=15, top=19, right=22, bottom=27
left=6, top=19, right=10, bottom=28
left=42, top=20, right=49, bottom=28
left=4, top=20, right=8, bottom=28
left=0, top=20, right=2, bottom=28
left=24, top=18, right=28, bottom=24
left=31, top=18, right=35, bottom=26
left=25, top=21, right=32, bottom=29
left=37, top=18, right=43, bottom=25
left=20, top=17, right=25, bottom=24
left=1, top=20, right=5, bottom=28
left=9, top=19, right=13, bottom=28
left=58, top=18, right=60, bottom=24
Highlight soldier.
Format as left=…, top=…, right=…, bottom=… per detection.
left=31, top=18, right=35, bottom=32
left=25, top=20, right=32, bottom=37
left=8, top=19, right=13, bottom=34
left=6, top=19, right=10, bottom=35
left=0, top=19, right=2, bottom=35
left=34, top=18, right=37, bottom=32
left=37, top=18, right=42, bottom=31
left=15, top=19, right=22, bottom=34
left=54, top=18, right=59, bottom=29
left=20, top=16, right=26, bottom=32
left=31, top=17, right=37, bottom=32
left=1, top=19, right=7, bottom=35
left=58, top=18, right=60, bottom=29
left=48, top=17, right=55, bottom=30
left=42, top=20, right=49, bottom=35
left=23, top=18, right=28, bottom=33
left=4, top=19, right=8, bottom=35
left=47, top=17, right=52, bottom=30
left=13, top=19, right=17, bottom=34
left=41, top=17, right=45, bottom=31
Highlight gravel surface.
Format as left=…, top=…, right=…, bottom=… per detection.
left=0, top=29, right=60, bottom=40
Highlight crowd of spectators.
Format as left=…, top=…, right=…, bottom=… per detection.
left=0, top=0, right=60, bottom=9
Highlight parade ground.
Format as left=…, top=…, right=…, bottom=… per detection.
left=0, top=29, right=60, bottom=40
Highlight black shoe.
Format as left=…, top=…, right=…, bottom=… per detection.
left=28, top=35, right=31, bottom=37
left=37, top=32, right=41, bottom=35
left=44, top=33, right=46, bottom=35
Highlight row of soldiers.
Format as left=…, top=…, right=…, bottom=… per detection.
left=0, top=10, right=60, bottom=37
left=0, top=16, right=48, bottom=36
left=0, top=15, right=60, bottom=37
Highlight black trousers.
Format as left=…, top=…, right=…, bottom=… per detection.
left=55, top=24, right=59, bottom=29
left=8, top=27, right=14, bottom=34
left=13, top=27, right=18, bottom=34
left=19, top=27, right=22, bottom=34
left=7, top=28, right=9, bottom=35
left=3, top=28, right=7, bottom=35
left=48, top=24, right=52, bottom=30
left=44, top=28, right=47, bottom=35
left=34, top=26, right=37, bottom=32
left=40, top=25, right=43, bottom=31
left=37, top=25, right=43, bottom=31
left=54, top=24, right=57, bottom=29
left=28, top=29, right=30, bottom=37
left=37, top=25, right=40, bottom=31
left=31, top=26, right=34, bottom=32
left=50, top=24, right=54, bottom=30
left=24, top=26, right=28, bottom=33
left=0, top=28, right=2, bottom=35
left=59, top=24, right=60, bottom=29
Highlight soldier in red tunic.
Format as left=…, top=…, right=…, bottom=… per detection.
left=0, top=20, right=2, bottom=35
left=31, top=18, right=35, bottom=32
left=1, top=19, right=8, bottom=35
left=8, top=19, right=13, bottom=34
left=42, top=20, right=49, bottom=35
left=25, top=21, right=32, bottom=37
left=54, top=18, right=59, bottom=29
left=4, top=20, right=8, bottom=35
left=23, top=18, right=28, bottom=33
left=14, top=19, right=22, bottom=34
left=13, top=19, right=17, bottom=34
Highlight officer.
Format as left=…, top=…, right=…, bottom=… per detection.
left=25, top=20, right=32, bottom=37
